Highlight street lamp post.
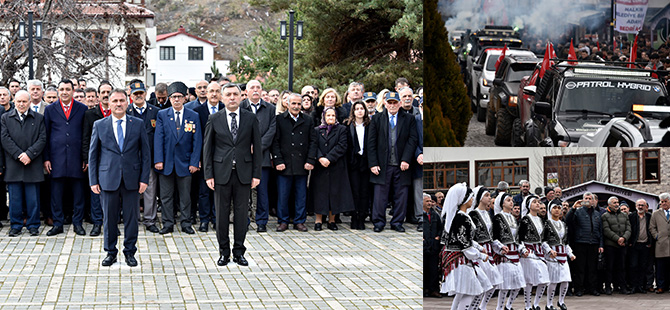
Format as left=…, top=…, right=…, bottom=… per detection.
left=19, top=11, right=43, bottom=80
left=280, top=10, right=303, bottom=92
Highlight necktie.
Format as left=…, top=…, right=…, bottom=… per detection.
left=138, top=107, right=144, bottom=115
left=64, top=105, right=70, bottom=113
left=20, top=113, right=25, bottom=123
left=666, top=210, right=669, bottom=221
left=211, top=106, right=217, bottom=115
left=33, top=106, right=38, bottom=113
left=390, top=115, right=396, bottom=129
left=230, top=112, right=238, bottom=140
left=117, top=119, right=124, bottom=151
left=252, top=104, right=259, bottom=114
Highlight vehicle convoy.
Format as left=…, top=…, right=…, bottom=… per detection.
left=484, top=54, right=539, bottom=145
left=461, top=25, right=523, bottom=105
left=517, top=61, right=669, bottom=147
left=471, top=49, right=536, bottom=123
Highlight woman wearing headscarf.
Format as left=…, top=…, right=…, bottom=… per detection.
left=468, top=186, right=504, bottom=310
left=308, top=107, right=354, bottom=231
left=439, top=183, right=492, bottom=310
left=542, top=201, right=576, bottom=310
left=345, top=101, right=371, bottom=230
left=519, top=195, right=551, bottom=310
left=492, top=192, right=526, bottom=310
left=301, top=94, right=314, bottom=114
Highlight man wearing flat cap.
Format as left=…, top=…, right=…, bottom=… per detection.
left=154, top=82, right=202, bottom=235
left=126, top=80, right=161, bottom=233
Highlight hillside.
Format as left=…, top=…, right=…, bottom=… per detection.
left=148, top=0, right=283, bottom=61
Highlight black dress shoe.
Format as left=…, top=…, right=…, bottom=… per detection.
left=146, top=225, right=159, bottom=233
left=29, top=228, right=39, bottom=236
left=46, top=226, right=63, bottom=236
left=8, top=228, right=21, bottom=236
left=125, top=254, right=138, bottom=267
left=233, top=255, right=249, bottom=266
left=557, top=302, right=567, bottom=310
left=314, top=223, right=323, bottom=231
left=199, top=223, right=209, bottom=232
left=217, top=256, right=230, bottom=266
left=327, top=222, right=338, bottom=230
left=574, top=290, right=583, bottom=297
left=591, top=290, right=600, bottom=296
left=90, top=224, right=102, bottom=236
left=159, top=226, right=173, bottom=234
left=182, top=226, right=195, bottom=234
left=604, top=287, right=612, bottom=295
left=211, top=222, right=216, bottom=230
left=392, top=225, right=406, bottom=232
left=256, top=224, right=266, bottom=233
left=417, top=225, right=423, bottom=232
left=101, top=254, right=117, bottom=266
left=373, top=226, right=383, bottom=232
left=73, top=225, right=86, bottom=236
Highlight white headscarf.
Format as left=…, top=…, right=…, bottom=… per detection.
left=442, top=183, right=474, bottom=233
left=522, top=195, right=539, bottom=218
left=470, top=185, right=489, bottom=213
left=495, top=192, right=510, bottom=214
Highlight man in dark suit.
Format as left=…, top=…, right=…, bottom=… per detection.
left=192, top=82, right=225, bottom=232
left=126, top=81, right=160, bottom=233
left=43, top=79, right=88, bottom=236
left=203, top=83, right=261, bottom=267
left=342, top=82, right=364, bottom=115
left=2, top=90, right=46, bottom=237
left=272, top=93, right=317, bottom=232
left=81, top=83, right=114, bottom=237
left=148, top=83, right=171, bottom=110
left=240, top=79, right=276, bottom=233
left=154, top=82, right=201, bottom=235
left=89, top=89, right=151, bottom=267
left=367, top=91, right=418, bottom=233
left=412, top=113, right=423, bottom=232
left=628, top=199, right=653, bottom=293
left=184, top=80, right=209, bottom=111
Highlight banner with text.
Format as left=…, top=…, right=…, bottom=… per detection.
left=615, top=0, right=648, bottom=34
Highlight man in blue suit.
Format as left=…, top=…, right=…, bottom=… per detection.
left=154, top=82, right=202, bottom=235
left=89, top=89, right=151, bottom=267
left=126, top=80, right=161, bottom=233
left=43, top=79, right=88, bottom=236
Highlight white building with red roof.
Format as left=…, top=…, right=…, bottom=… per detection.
left=146, top=26, right=229, bottom=87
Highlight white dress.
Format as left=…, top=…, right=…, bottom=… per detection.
left=520, top=215, right=550, bottom=286
left=541, top=219, right=573, bottom=283
left=473, top=209, right=504, bottom=288
left=495, top=212, right=526, bottom=290
left=440, top=211, right=493, bottom=296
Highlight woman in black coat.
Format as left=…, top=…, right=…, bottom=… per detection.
left=345, top=101, right=371, bottom=230
left=309, top=107, right=354, bottom=231
left=311, top=88, right=348, bottom=125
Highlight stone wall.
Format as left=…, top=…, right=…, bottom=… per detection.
left=608, top=148, right=670, bottom=195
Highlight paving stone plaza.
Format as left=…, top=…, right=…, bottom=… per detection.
left=0, top=217, right=421, bottom=309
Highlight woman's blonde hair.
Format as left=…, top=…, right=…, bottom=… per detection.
left=376, top=89, right=389, bottom=112
left=276, top=90, right=291, bottom=115
left=318, top=88, right=342, bottom=108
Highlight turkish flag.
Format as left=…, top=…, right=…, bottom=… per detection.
left=629, top=34, right=638, bottom=69
left=568, top=39, right=577, bottom=65
left=495, top=44, right=508, bottom=72
left=539, top=42, right=557, bottom=79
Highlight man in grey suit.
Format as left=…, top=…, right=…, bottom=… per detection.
left=89, top=89, right=151, bottom=267
left=27, top=80, right=47, bottom=114
left=240, top=79, right=275, bottom=233
left=203, top=83, right=262, bottom=267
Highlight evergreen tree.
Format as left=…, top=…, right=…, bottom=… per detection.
left=424, top=0, right=469, bottom=147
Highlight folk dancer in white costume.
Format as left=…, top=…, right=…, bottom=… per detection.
left=439, top=183, right=492, bottom=310
left=519, top=195, right=550, bottom=310
left=468, top=186, right=504, bottom=310
left=541, top=201, right=575, bottom=310
left=492, top=193, right=527, bottom=310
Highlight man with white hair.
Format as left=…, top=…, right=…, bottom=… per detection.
left=650, top=193, right=670, bottom=293
left=27, top=80, right=47, bottom=114
left=601, top=196, right=631, bottom=294
left=565, top=192, right=604, bottom=296
left=628, top=198, right=653, bottom=294
left=513, top=180, right=531, bottom=208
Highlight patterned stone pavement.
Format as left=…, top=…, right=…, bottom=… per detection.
left=0, top=216, right=421, bottom=309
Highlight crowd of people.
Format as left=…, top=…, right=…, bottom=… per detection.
left=423, top=180, right=670, bottom=310
left=0, top=75, right=423, bottom=267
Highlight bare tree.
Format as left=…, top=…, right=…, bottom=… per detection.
left=0, top=0, right=150, bottom=86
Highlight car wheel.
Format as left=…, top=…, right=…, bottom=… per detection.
left=511, top=118, right=525, bottom=147
left=525, top=121, right=541, bottom=147
left=485, top=101, right=496, bottom=136
left=494, top=108, right=513, bottom=146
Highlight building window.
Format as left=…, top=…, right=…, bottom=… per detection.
left=160, top=46, right=175, bottom=60
left=544, top=154, right=596, bottom=188
left=188, top=47, right=203, bottom=60
left=623, top=151, right=639, bottom=183
left=424, top=162, right=469, bottom=191
left=126, top=33, right=143, bottom=75
left=476, top=159, right=528, bottom=188
left=643, top=149, right=660, bottom=183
